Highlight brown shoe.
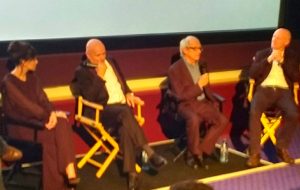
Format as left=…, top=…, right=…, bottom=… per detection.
left=276, top=147, right=295, bottom=164
left=2, top=145, right=23, bottom=162
left=246, top=153, right=260, bottom=168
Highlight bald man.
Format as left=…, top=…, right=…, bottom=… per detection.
left=70, top=39, right=167, bottom=190
left=246, top=28, right=300, bottom=167
left=167, top=36, right=228, bottom=169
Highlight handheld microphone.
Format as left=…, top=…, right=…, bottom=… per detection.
left=84, top=61, right=97, bottom=68
left=199, top=62, right=208, bottom=74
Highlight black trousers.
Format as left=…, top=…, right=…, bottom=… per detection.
left=249, top=86, right=299, bottom=154
left=101, top=104, right=148, bottom=173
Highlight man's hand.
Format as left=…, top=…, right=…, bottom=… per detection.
left=45, top=111, right=57, bottom=130
left=126, top=93, right=145, bottom=108
left=267, top=49, right=284, bottom=63
left=96, top=63, right=107, bottom=78
left=197, top=73, right=209, bottom=89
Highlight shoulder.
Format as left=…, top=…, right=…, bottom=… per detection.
left=255, top=48, right=270, bottom=57
left=285, top=48, right=298, bottom=58
left=169, top=59, right=184, bottom=71
left=1, top=74, right=12, bottom=90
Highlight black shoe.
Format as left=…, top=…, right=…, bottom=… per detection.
left=276, top=147, right=295, bottom=164
left=148, top=153, right=168, bottom=170
left=246, top=153, right=260, bottom=168
left=186, top=155, right=204, bottom=170
left=128, top=173, right=139, bottom=190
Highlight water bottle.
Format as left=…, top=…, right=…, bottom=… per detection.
left=220, top=139, right=229, bottom=163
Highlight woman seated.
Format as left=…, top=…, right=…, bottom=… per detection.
left=1, top=41, right=79, bottom=190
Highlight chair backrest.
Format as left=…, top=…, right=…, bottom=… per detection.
left=0, top=97, right=42, bottom=190
left=157, top=79, right=225, bottom=140
left=157, top=81, right=186, bottom=139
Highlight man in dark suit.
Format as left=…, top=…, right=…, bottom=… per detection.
left=246, top=28, right=300, bottom=167
left=168, top=36, right=228, bottom=168
left=70, top=39, right=167, bottom=190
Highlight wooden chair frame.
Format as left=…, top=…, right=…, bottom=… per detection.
left=248, top=80, right=299, bottom=146
left=74, top=96, right=144, bottom=178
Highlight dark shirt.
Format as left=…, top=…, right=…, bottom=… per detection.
left=1, top=73, right=53, bottom=128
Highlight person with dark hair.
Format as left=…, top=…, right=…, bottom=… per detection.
left=170, top=180, right=214, bottom=190
left=70, top=38, right=167, bottom=190
left=167, top=36, right=228, bottom=169
left=246, top=28, right=300, bottom=167
left=0, top=41, right=79, bottom=190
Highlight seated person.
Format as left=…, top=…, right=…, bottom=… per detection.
left=1, top=41, right=79, bottom=190
left=70, top=39, right=167, bottom=190
left=167, top=36, right=228, bottom=168
left=246, top=28, right=300, bottom=167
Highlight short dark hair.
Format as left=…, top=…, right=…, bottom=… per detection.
left=6, top=41, right=37, bottom=70
left=170, top=180, right=214, bottom=190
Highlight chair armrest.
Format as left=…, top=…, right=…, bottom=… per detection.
left=75, top=96, right=103, bottom=123
left=212, top=93, right=225, bottom=103
left=135, top=102, right=145, bottom=126
left=247, top=79, right=255, bottom=102
left=294, top=82, right=299, bottom=105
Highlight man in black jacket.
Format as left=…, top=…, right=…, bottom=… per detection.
left=246, top=28, right=300, bottom=167
left=70, top=39, right=167, bottom=190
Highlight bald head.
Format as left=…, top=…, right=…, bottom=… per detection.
left=85, top=39, right=106, bottom=65
left=271, top=28, right=292, bottom=50
left=85, top=39, right=106, bottom=64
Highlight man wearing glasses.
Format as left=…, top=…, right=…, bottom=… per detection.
left=167, top=36, right=228, bottom=169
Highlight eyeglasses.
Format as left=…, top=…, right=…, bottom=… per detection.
left=187, top=46, right=204, bottom=52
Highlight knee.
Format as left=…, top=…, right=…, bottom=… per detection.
left=219, top=114, right=229, bottom=127
left=285, top=110, right=299, bottom=121
left=118, top=107, right=133, bottom=120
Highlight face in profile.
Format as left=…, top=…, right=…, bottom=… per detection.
left=21, top=57, right=38, bottom=71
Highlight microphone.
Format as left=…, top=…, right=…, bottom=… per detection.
left=83, top=61, right=97, bottom=68
left=199, top=62, right=207, bottom=74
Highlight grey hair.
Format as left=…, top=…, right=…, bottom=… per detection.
left=179, top=36, right=189, bottom=57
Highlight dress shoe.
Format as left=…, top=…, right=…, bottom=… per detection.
left=186, top=155, right=204, bottom=170
left=246, top=153, right=260, bottom=168
left=128, top=173, right=139, bottom=190
left=2, top=145, right=23, bottom=162
left=148, top=153, right=168, bottom=170
left=276, top=147, right=295, bottom=164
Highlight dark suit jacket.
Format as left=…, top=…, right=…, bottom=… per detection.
left=70, top=57, right=132, bottom=117
left=249, top=48, right=300, bottom=90
left=167, top=59, right=216, bottom=114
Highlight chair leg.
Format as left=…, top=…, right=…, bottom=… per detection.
left=78, top=141, right=103, bottom=169
left=173, top=147, right=187, bottom=162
